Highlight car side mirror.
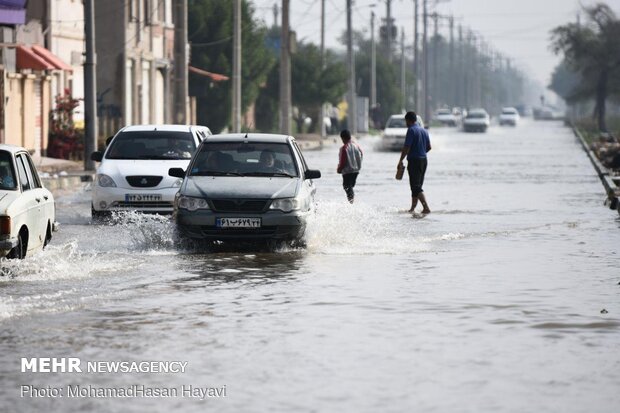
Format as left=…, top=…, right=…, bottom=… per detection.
left=168, top=167, right=186, bottom=178
left=91, top=151, right=103, bottom=162
left=305, top=169, right=321, bottom=179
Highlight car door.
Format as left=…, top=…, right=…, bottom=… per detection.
left=24, top=153, right=53, bottom=241
left=14, top=153, right=43, bottom=251
left=292, top=141, right=316, bottom=203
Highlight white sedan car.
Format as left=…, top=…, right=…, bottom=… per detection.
left=499, top=107, right=520, bottom=126
left=91, top=124, right=211, bottom=220
left=463, top=109, right=490, bottom=133
left=381, top=114, right=425, bottom=151
left=0, top=144, right=57, bottom=259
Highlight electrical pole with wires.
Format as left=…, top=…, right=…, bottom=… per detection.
left=346, top=0, right=356, bottom=134
left=83, top=0, right=97, bottom=170
left=232, top=0, right=241, bottom=132
left=279, top=0, right=291, bottom=135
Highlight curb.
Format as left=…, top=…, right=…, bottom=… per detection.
left=42, top=173, right=94, bottom=192
left=572, top=126, right=619, bottom=215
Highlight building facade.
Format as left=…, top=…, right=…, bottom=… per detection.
left=96, top=0, right=177, bottom=137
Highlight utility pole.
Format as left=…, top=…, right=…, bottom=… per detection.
left=279, top=0, right=291, bottom=135
left=400, top=27, right=406, bottom=112
left=449, top=16, right=454, bottom=107
left=346, top=0, right=356, bottom=133
left=422, top=0, right=429, bottom=122
left=84, top=0, right=97, bottom=170
left=273, top=3, right=278, bottom=27
left=370, top=11, right=376, bottom=107
left=432, top=12, right=438, bottom=112
left=386, top=0, right=392, bottom=62
left=232, top=0, right=241, bottom=132
left=173, top=0, right=188, bottom=124
left=319, top=0, right=326, bottom=137
left=413, top=0, right=419, bottom=110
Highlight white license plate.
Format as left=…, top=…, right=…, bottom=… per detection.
left=216, top=218, right=261, bottom=228
left=125, top=194, right=162, bottom=202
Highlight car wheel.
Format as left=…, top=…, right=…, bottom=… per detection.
left=91, top=205, right=111, bottom=224
left=7, top=232, right=26, bottom=259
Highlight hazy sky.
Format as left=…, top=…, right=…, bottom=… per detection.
left=252, top=0, right=620, bottom=90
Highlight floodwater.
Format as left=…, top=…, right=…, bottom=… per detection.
left=1, top=120, right=619, bottom=412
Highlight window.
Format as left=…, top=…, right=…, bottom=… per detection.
left=0, top=151, right=17, bottom=191
left=15, top=155, right=31, bottom=191
left=24, top=154, right=42, bottom=189
left=106, top=131, right=196, bottom=160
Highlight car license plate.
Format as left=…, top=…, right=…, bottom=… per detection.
left=125, top=194, right=162, bottom=202
left=216, top=218, right=261, bottom=228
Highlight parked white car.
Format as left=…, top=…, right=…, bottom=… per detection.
left=434, top=108, right=459, bottom=127
left=0, top=145, right=58, bottom=259
left=91, top=124, right=211, bottom=220
left=381, top=114, right=425, bottom=151
left=463, top=109, right=490, bottom=133
left=499, top=107, right=520, bottom=126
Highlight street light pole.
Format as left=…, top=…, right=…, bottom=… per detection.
left=370, top=11, right=376, bottom=107
left=279, top=0, right=291, bottom=135
left=232, top=0, right=241, bottom=132
left=83, top=0, right=97, bottom=170
left=423, top=0, right=429, bottom=122
left=413, top=0, right=419, bottom=111
left=346, top=0, right=356, bottom=134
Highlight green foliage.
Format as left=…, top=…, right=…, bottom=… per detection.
left=188, top=0, right=275, bottom=133
left=551, top=3, right=620, bottom=131
left=255, top=38, right=347, bottom=133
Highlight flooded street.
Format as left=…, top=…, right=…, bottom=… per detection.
left=1, top=120, right=619, bottom=412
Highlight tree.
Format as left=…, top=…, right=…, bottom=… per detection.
left=255, top=38, right=347, bottom=133
left=188, top=0, right=275, bottom=133
left=551, top=3, right=620, bottom=131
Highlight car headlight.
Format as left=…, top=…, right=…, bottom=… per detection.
left=269, top=197, right=306, bottom=212
left=177, top=195, right=210, bottom=211
left=172, top=179, right=183, bottom=188
left=97, top=174, right=117, bottom=187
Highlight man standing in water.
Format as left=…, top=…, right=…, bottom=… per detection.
left=398, top=111, right=431, bottom=213
left=337, top=129, right=363, bottom=203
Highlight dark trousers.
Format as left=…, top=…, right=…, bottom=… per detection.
left=342, top=172, right=359, bottom=202
left=408, top=158, right=428, bottom=197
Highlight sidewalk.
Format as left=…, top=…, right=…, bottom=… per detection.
left=33, top=156, right=94, bottom=192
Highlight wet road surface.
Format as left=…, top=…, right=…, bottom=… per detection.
left=1, top=119, right=619, bottom=412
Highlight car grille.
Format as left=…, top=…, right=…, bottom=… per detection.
left=114, top=201, right=174, bottom=209
left=210, top=199, right=269, bottom=213
left=126, top=176, right=163, bottom=188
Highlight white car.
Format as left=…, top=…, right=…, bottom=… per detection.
left=463, top=109, right=490, bottom=133
left=499, top=107, right=520, bottom=126
left=0, top=144, right=58, bottom=259
left=381, top=114, right=425, bottom=151
left=435, top=108, right=458, bottom=126
left=91, top=124, right=211, bottom=219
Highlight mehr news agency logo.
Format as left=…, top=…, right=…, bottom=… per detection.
left=20, top=357, right=227, bottom=400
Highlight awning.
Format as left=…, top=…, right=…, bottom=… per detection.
left=16, top=45, right=55, bottom=71
left=189, top=65, right=229, bottom=82
left=31, top=45, right=73, bottom=72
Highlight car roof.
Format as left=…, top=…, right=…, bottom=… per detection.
left=203, top=133, right=293, bottom=143
left=0, top=144, right=29, bottom=154
left=119, top=124, right=209, bottom=133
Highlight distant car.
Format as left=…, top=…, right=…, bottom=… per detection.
left=381, top=114, right=425, bottom=151
left=463, top=109, right=490, bottom=132
left=434, top=108, right=458, bottom=126
left=0, top=144, right=58, bottom=259
left=169, top=133, right=321, bottom=244
left=499, top=107, right=520, bottom=126
left=91, top=124, right=211, bottom=219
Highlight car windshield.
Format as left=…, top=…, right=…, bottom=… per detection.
left=467, top=112, right=487, bottom=119
left=190, top=142, right=298, bottom=177
left=0, top=151, right=17, bottom=190
left=386, top=118, right=407, bottom=128
left=502, top=109, right=517, bottom=114
left=437, top=110, right=451, bottom=115
left=105, top=131, right=196, bottom=160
